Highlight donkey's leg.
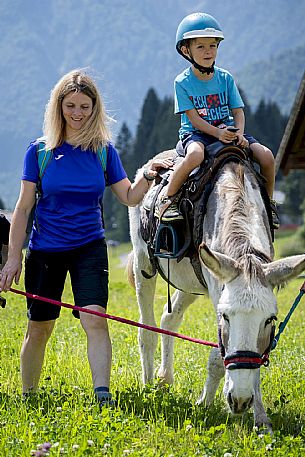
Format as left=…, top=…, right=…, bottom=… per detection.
left=253, top=370, right=272, bottom=433
left=157, top=290, right=197, bottom=384
left=197, top=347, right=225, bottom=405
left=134, top=250, right=158, bottom=384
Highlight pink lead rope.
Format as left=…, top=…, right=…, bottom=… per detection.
left=9, top=287, right=218, bottom=348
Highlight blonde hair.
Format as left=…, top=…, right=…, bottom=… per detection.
left=43, top=69, right=112, bottom=152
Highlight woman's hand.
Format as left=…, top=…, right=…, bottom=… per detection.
left=0, top=253, right=23, bottom=292
left=145, top=158, right=174, bottom=179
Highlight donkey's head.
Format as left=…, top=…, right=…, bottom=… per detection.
left=199, top=243, right=305, bottom=415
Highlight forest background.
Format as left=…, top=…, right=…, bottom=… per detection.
left=0, top=0, right=304, bottom=240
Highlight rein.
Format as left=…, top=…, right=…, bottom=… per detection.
left=7, top=287, right=218, bottom=348
left=3, top=279, right=304, bottom=367
left=271, top=279, right=305, bottom=350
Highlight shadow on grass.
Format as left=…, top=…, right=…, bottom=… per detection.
left=115, top=384, right=231, bottom=429
left=267, top=408, right=305, bottom=436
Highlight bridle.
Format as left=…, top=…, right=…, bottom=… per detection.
left=218, top=318, right=277, bottom=370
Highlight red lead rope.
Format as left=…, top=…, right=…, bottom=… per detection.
left=9, top=288, right=218, bottom=348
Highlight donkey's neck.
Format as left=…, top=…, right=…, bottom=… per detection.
left=206, top=163, right=274, bottom=262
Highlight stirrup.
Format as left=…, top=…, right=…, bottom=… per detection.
left=154, top=222, right=184, bottom=259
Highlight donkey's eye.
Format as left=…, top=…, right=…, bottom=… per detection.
left=222, top=313, right=229, bottom=323
left=265, top=316, right=277, bottom=326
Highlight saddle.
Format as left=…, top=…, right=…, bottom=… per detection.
left=140, top=142, right=274, bottom=288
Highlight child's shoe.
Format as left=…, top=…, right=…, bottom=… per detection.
left=154, top=196, right=183, bottom=222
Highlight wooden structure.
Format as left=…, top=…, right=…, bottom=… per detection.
left=275, top=72, right=305, bottom=175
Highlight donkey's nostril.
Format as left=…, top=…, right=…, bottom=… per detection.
left=228, top=393, right=254, bottom=414
left=228, top=392, right=233, bottom=406
left=248, top=394, right=254, bottom=408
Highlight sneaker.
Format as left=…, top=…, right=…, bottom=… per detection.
left=154, top=196, right=183, bottom=222
left=95, top=390, right=115, bottom=408
left=270, top=199, right=280, bottom=230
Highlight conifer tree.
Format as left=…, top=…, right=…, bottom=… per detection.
left=103, top=122, right=134, bottom=243
left=147, top=97, right=180, bottom=156
left=133, top=88, right=160, bottom=165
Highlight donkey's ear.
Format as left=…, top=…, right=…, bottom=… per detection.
left=199, top=243, right=240, bottom=283
left=262, top=254, right=305, bottom=287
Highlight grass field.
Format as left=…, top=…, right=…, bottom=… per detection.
left=0, top=234, right=304, bottom=456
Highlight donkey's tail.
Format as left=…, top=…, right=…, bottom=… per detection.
left=126, top=250, right=135, bottom=289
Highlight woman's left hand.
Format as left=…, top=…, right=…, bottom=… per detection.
left=146, top=158, right=174, bottom=178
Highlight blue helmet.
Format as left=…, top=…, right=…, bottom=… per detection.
left=176, top=12, right=224, bottom=57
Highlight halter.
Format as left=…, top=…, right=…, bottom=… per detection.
left=218, top=320, right=276, bottom=370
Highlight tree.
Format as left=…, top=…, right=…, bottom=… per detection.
left=250, top=100, right=287, bottom=153
left=103, top=123, right=134, bottom=243
left=116, top=122, right=136, bottom=179
left=133, top=88, right=160, bottom=166
left=147, top=97, right=180, bottom=155
left=279, top=170, right=304, bottom=224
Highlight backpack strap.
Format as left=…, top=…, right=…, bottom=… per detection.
left=97, top=144, right=108, bottom=184
left=27, top=140, right=53, bottom=235
left=96, top=144, right=108, bottom=229
left=37, top=141, right=53, bottom=181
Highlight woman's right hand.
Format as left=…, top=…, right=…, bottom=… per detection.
left=0, top=253, right=23, bottom=292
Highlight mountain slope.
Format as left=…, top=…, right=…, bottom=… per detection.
left=0, top=0, right=304, bottom=208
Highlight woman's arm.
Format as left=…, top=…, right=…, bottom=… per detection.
left=111, top=158, right=173, bottom=206
left=0, top=181, right=36, bottom=291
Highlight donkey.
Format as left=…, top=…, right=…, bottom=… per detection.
left=127, top=147, right=305, bottom=431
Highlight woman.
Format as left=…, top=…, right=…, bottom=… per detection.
left=0, top=69, right=172, bottom=406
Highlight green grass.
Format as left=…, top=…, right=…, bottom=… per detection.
left=0, top=241, right=305, bottom=456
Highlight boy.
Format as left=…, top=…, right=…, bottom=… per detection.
left=155, top=12, right=279, bottom=229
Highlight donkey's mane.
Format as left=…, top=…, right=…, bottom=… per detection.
left=218, top=162, right=271, bottom=282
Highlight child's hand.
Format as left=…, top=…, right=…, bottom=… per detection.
left=218, top=127, right=238, bottom=143
left=236, top=133, right=249, bottom=148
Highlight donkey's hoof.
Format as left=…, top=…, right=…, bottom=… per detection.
left=254, top=422, right=273, bottom=435
left=155, top=377, right=172, bottom=390
left=156, top=370, right=174, bottom=386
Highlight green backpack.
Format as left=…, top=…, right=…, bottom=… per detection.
left=26, top=138, right=108, bottom=234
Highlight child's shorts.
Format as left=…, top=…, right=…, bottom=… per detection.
left=177, top=131, right=258, bottom=156
left=24, top=238, right=108, bottom=321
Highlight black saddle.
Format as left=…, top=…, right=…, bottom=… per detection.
left=139, top=142, right=274, bottom=287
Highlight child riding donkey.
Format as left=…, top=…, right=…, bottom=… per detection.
left=155, top=12, right=279, bottom=229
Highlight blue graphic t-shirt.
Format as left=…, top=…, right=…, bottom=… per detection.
left=174, top=66, right=244, bottom=138
left=22, top=141, right=127, bottom=252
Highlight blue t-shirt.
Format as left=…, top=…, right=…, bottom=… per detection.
left=22, top=141, right=127, bottom=252
left=174, top=66, right=244, bottom=138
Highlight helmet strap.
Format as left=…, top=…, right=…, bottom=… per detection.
left=192, top=59, right=215, bottom=75
left=184, top=46, right=215, bottom=75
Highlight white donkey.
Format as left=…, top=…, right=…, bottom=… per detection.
left=128, top=149, right=305, bottom=431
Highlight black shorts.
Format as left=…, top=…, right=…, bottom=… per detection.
left=177, top=131, right=258, bottom=156
left=24, top=239, right=108, bottom=321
